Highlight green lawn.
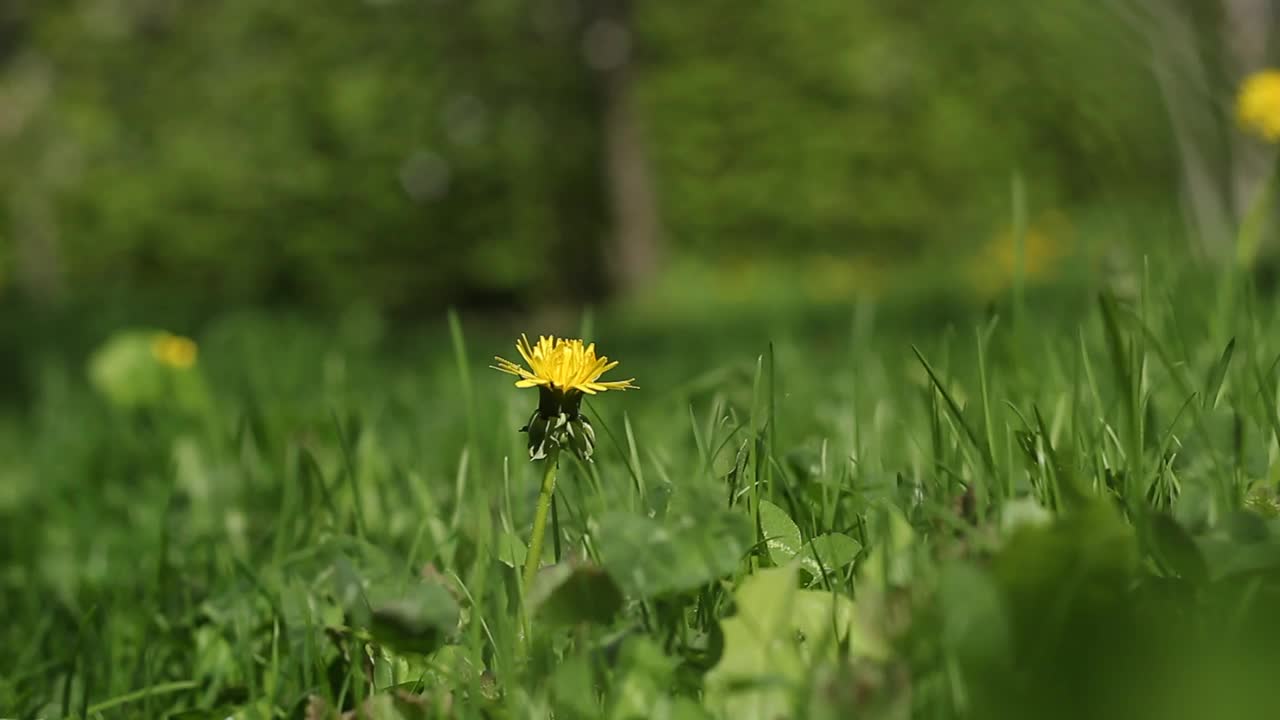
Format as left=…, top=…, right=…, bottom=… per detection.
left=5, top=263, right=1280, bottom=719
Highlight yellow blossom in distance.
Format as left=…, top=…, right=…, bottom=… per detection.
left=151, top=332, right=198, bottom=369
left=493, top=334, right=636, bottom=395
left=1237, top=69, right=1280, bottom=142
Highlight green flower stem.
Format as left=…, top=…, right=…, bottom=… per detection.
left=523, top=446, right=560, bottom=592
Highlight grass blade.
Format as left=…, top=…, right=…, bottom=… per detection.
left=912, top=345, right=995, bottom=478
left=1203, top=338, right=1236, bottom=411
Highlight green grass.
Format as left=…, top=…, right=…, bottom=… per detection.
left=5, top=261, right=1280, bottom=719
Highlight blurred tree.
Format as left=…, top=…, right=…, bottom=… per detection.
left=1221, top=0, right=1276, bottom=238
left=0, top=1, right=1191, bottom=311
left=590, top=0, right=662, bottom=293
left=637, top=1, right=1178, bottom=263
left=1123, top=0, right=1277, bottom=262
left=2, top=0, right=616, bottom=311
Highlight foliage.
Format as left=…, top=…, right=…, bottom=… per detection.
left=7, top=264, right=1280, bottom=717
left=1, top=0, right=608, bottom=309
left=641, top=1, right=1175, bottom=257
left=0, top=2, right=1180, bottom=309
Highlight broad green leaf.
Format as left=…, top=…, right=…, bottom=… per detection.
left=372, top=645, right=432, bottom=692
left=1198, top=537, right=1280, bottom=580
left=528, top=562, right=624, bottom=627
left=311, top=693, right=436, bottom=720
left=552, top=652, right=600, bottom=720
left=996, top=500, right=1137, bottom=587
left=1000, top=496, right=1052, bottom=535
left=493, top=531, right=527, bottom=569
left=609, top=637, right=684, bottom=720
left=993, top=500, right=1138, bottom=638
left=704, top=565, right=888, bottom=720
left=423, top=645, right=475, bottom=688
left=758, top=499, right=802, bottom=565
left=663, top=699, right=714, bottom=720
left=857, top=507, right=915, bottom=591
left=805, top=660, right=911, bottom=720
left=938, top=563, right=1011, bottom=671
left=1146, top=514, right=1207, bottom=584
left=368, top=581, right=459, bottom=655
left=799, top=533, right=861, bottom=579
left=1226, top=509, right=1272, bottom=542
left=228, top=700, right=275, bottom=720
left=332, top=556, right=368, bottom=623
left=594, top=509, right=752, bottom=599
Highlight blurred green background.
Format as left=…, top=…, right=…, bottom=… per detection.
left=3, top=0, right=1249, bottom=315
left=6, top=4, right=1280, bottom=717
left=2, top=0, right=1278, bottom=384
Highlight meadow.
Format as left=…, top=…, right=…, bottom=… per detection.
left=4, top=257, right=1280, bottom=720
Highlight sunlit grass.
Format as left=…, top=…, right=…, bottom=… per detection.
left=4, top=260, right=1280, bottom=719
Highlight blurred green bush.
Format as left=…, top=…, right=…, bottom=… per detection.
left=0, top=1, right=1179, bottom=310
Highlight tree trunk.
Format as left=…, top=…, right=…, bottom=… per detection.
left=1222, top=0, right=1275, bottom=226
left=11, top=185, right=64, bottom=304
left=589, top=0, right=662, bottom=294
left=1123, top=0, right=1276, bottom=262
left=1124, top=0, right=1236, bottom=260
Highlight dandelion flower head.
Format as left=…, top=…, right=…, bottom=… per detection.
left=152, top=332, right=198, bottom=370
left=1237, top=69, right=1280, bottom=142
left=493, top=334, right=635, bottom=395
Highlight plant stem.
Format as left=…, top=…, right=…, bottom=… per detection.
left=523, top=447, right=560, bottom=591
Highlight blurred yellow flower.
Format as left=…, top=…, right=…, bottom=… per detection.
left=1237, top=69, right=1280, bottom=142
left=151, top=333, right=198, bottom=369
left=972, top=212, right=1071, bottom=295
left=806, top=254, right=883, bottom=303
left=493, top=334, right=635, bottom=395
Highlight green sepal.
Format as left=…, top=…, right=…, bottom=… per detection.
left=517, top=392, right=596, bottom=458
left=519, top=386, right=596, bottom=462
left=566, top=415, right=596, bottom=462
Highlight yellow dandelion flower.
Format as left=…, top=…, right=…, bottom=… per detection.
left=494, top=334, right=635, bottom=463
left=971, top=211, right=1071, bottom=296
left=151, top=333, right=198, bottom=370
left=496, top=335, right=637, bottom=591
left=1237, top=69, right=1280, bottom=142
left=493, top=334, right=636, bottom=395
